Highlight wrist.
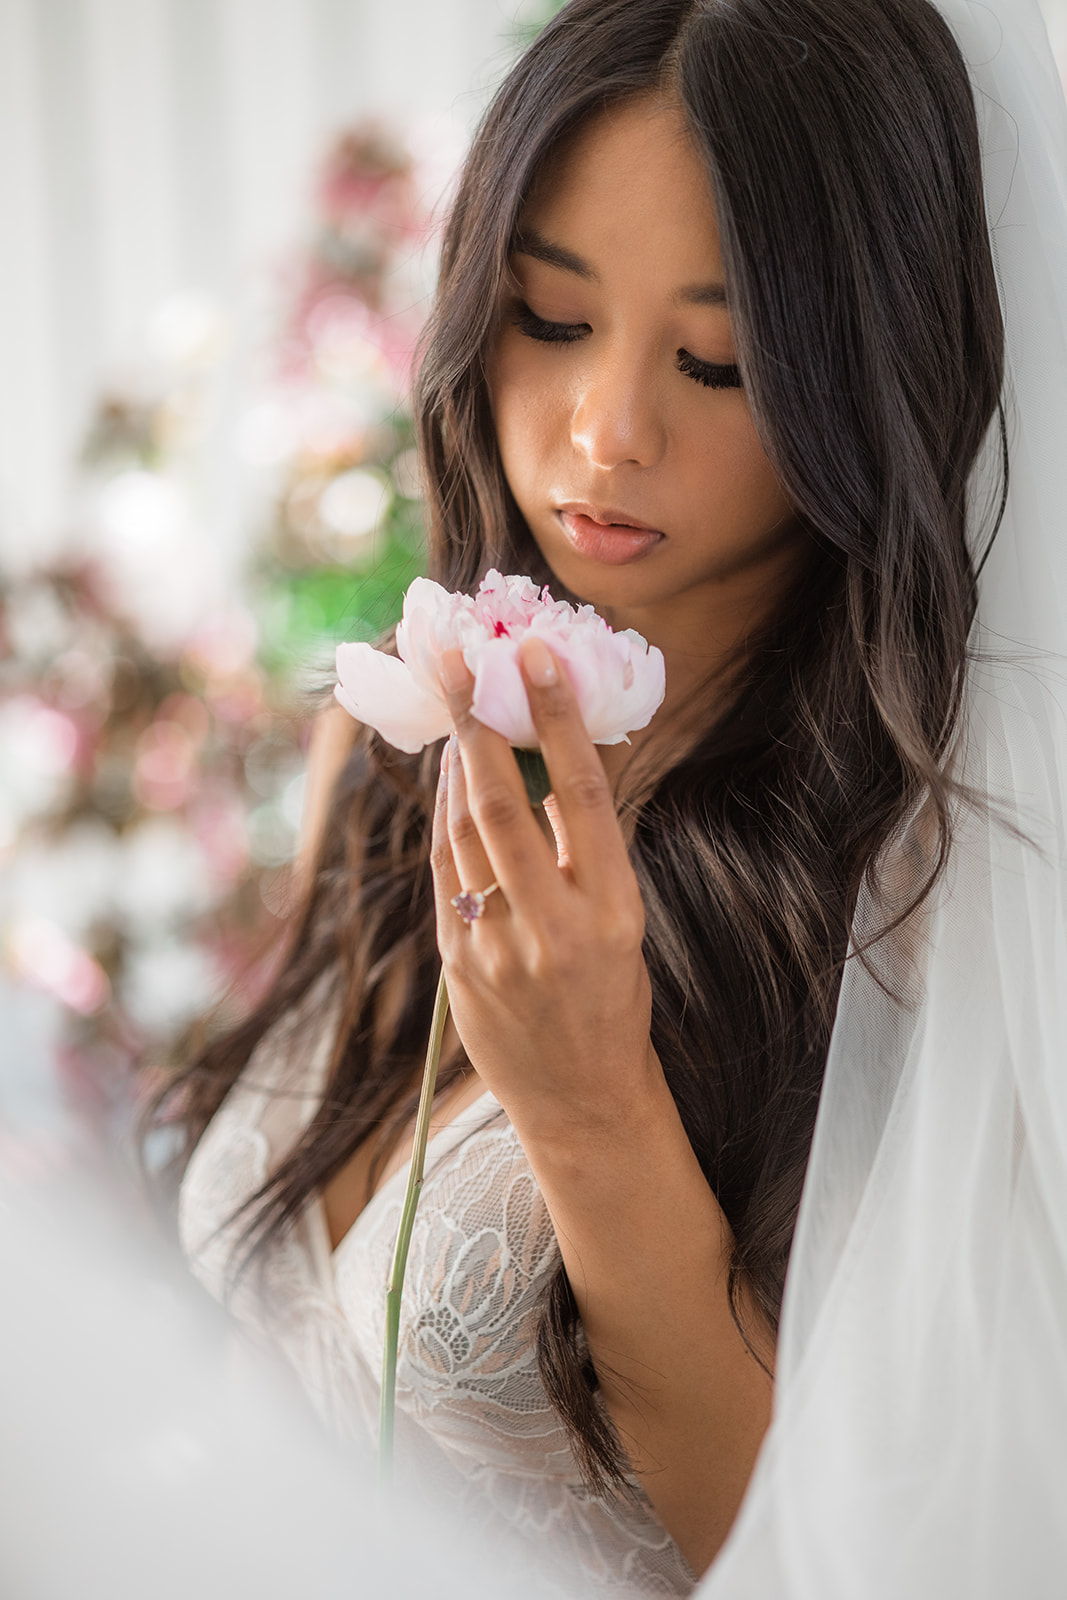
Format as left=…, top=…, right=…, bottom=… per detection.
left=509, top=1042, right=682, bottom=1171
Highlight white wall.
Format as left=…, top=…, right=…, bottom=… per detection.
left=0, top=0, right=537, bottom=565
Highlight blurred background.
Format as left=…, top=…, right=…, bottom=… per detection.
left=0, top=0, right=558, bottom=1184
left=0, top=0, right=1065, bottom=1187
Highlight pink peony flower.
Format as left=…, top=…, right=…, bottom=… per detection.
left=334, top=569, right=665, bottom=754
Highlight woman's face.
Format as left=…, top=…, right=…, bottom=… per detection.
left=488, top=96, right=802, bottom=665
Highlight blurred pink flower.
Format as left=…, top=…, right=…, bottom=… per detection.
left=334, top=570, right=665, bottom=754
left=133, top=720, right=196, bottom=811
left=8, top=917, right=109, bottom=1015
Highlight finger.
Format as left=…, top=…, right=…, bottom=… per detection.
left=438, top=647, right=557, bottom=906
left=430, top=737, right=463, bottom=941
left=446, top=735, right=503, bottom=920
left=518, top=634, right=632, bottom=898
left=540, top=792, right=574, bottom=874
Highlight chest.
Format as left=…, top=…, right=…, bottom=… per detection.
left=320, top=1027, right=486, bottom=1251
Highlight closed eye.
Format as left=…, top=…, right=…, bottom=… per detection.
left=675, top=349, right=744, bottom=391
left=511, top=303, right=743, bottom=390
left=511, top=302, right=589, bottom=345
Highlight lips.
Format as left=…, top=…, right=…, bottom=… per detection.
left=556, top=503, right=665, bottom=566
left=558, top=501, right=661, bottom=533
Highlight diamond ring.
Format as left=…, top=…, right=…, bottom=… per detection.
left=451, top=882, right=501, bottom=924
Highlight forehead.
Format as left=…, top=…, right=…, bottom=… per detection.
left=518, top=96, right=724, bottom=279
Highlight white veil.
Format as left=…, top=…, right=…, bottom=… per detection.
left=701, top=2, right=1067, bottom=1594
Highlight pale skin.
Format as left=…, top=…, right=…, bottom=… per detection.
left=319, top=95, right=809, bottom=1575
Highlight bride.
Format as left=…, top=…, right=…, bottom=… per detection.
left=158, top=0, right=1067, bottom=1594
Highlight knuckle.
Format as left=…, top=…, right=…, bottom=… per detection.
left=605, top=904, right=644, bottom=951
left=559, top=769, right=610, bottom=812
left=528, top=935, right=565, bottom=983
left=442, top=944, right=473, bottom=985
left=539, top=912, right=573, bottom=953
left=448, top=810, right=481, bottom=850
left=484, top=945, right=518, bottom=990
left=429, top=840, right=453, bottom=876
left=474, top=783, right=522, bottom=832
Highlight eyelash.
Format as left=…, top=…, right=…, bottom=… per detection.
left=510, top=302, right=744, bottom=391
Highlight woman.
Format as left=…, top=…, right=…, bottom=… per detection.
left=161, top=0, right=1067, bottom=1593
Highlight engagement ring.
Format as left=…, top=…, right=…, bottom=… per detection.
left=451, top=882, right=501, bottom=924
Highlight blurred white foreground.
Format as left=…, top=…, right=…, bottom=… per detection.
left=0, top=1155, right=572, bottom=1600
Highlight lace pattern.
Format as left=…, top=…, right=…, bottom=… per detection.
left=179, top=970, right=696, bottom=1596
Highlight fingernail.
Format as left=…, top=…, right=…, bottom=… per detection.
left=521, top=634, right=558, bottom=688
left=439, top=738, right=450, bottom=780
left=439, top=647, right=470, bottom=695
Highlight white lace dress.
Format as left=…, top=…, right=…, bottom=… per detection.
left=179, top=970, right=696, bottom=1597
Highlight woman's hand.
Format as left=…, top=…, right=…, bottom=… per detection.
left=431, top=634, right=773, bottom=1574
left=430, top=634, right=659, bottom=1144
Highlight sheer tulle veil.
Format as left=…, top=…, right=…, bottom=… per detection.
left=701, top=2, right=1067, bottom=1594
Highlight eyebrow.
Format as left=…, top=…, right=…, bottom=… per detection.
left=514, top=226, right=729, bottom=308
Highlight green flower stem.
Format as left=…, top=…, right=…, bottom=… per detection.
left=379, top=963, right=450, bottom=1486
left=378, top=750, right=548, bottom=1485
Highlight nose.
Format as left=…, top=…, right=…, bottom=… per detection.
left=569, top=344, right=668, bottom=471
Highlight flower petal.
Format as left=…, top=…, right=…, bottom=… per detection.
left=335, top=641, right=452, bottom=753
left=559, top=620, right=663, bottom=742
left=468, top=635, right=538, bottom=747
left=612, top=631, right=666, bottom=735
left=396, top=577, right=469, bottom=698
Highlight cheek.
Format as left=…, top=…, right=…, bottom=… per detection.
left=488, top=339, right=571, bottom=490
left=684, top=404, right=794, bottom=532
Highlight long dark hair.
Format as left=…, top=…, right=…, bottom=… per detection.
left=150, top=0, right=1005, bottom=1494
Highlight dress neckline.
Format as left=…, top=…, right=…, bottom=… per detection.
left=308, top=1087, right=504, bottom=1275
